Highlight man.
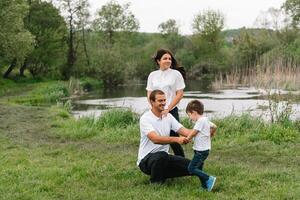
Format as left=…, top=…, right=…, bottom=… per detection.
left=137, top=89, right=192, bottom=184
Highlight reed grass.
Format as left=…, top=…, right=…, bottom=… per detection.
left=213, top=62, right=300, bottom=90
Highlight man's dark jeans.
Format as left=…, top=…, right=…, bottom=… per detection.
left=139, top=151, right=191, bottom=183
left=169, top=107, right=185, bottom=157
left=188, top=150, right=210, bottom=188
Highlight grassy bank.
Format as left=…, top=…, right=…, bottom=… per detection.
left=0, top=79, right=299, bottom=199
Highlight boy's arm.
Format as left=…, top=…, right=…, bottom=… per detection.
left=186, top=129, right=199, bottom=141
left=176, top=127, right=191, bottom=137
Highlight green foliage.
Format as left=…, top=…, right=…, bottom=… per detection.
left=52, top=108, right=139, bottom=141
left=24, top=0, right=67, bottom=77
left=181, top=117, right=193, bottom=129
left=79, top=77, right=104, bottom=91
left=12, top=82, right=69, bottom=105
left=90, top=48, right=125, bottom=86
left=0, top=78, right=18, bottom=96
left=192, top=9, right=224, bottom=46
left=158, top=19, right=179, bottom=35
left=93, top=0, right=139, bottom=44
left=0, top=0, right=34, bottom=70
left=96, top=109, right=139, bottom=129
left=215, top=113, right=299, bottom=144
left=283, top=0, right=300, bottom=27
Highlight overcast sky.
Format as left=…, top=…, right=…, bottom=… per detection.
left=89, top=0, right=286, bottom=34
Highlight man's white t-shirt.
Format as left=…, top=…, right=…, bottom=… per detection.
left=193, top=117, right=211, bottom=151
left=146, top=68, right=185, bottom=109
left=137, top=110, right=183, bottom=165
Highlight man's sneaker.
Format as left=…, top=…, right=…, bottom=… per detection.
left=206, top=176, right=216, bottom=191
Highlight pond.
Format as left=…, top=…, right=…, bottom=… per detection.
left=72, top=80, right=300, bottom=121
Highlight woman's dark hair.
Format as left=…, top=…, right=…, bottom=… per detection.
left=153, top=48, right=178, bottom=69
left=153, top=48, right=186, bottom=80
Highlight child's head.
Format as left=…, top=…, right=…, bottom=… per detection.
left=186, top=100, right=204, bottom=121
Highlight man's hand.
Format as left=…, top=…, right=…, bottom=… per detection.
left=177, top=137, right=189, bottom=144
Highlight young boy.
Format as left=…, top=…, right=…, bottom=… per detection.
left=186, top=100, right=217, bottom=191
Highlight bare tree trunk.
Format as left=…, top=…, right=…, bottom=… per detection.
left=20, top=58, right=28, bottom=77
left=65, top=12, right=76, bottom=79
left=3, top=58, right=17, bottom=78
left=82, top=26, right=90, bottom=66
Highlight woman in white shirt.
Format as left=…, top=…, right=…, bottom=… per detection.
left=146, top=48, right=186, bottom=157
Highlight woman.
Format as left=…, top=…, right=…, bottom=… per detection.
left=146, top=48, right=186, bottom=157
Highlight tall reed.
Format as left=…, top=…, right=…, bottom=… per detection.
left=213, top=59, right=300, bottom=90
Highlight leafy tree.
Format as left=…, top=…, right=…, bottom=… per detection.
left=283, top=0, right=300, bottom=27
left=0, top=0, right=34, bottom=78
left=23, top=0, right=67, bottom=77
left=56, top=0, right=85, bottom=79
left=192, top=9, right=225, bottom=50
left=93, top=0, right=139, bottom=45
left=158, top=19, right=179, bottom=35
left=75, top=0, right=91, bottom=67
left=190, top=9, right=226, bottom=75
left=158, top=19, right=184, bottom=53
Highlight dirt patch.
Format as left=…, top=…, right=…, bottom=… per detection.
left=0, top=103, right=57, bottom=146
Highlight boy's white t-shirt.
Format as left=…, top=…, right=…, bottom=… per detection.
left=146, top=68, right=185, bottom=109
left=193, top=116, right=211, bottom=151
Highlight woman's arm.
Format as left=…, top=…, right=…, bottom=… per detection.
left=165, top=89, right=184, bottom=113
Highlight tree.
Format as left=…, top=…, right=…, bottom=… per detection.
left=93, top=0, right=139, bottom=45
left=23, top=0, right=67, bottom=77
left=55, top=0, right=84, bottom=79
left=283, top=0, right=300, bottom=27
left=192, top=9, right=225, bottom=50
left=0, top=0, right=34, bottom=78
left=158, top=19, right=179, bottom=35
left=190, top=9, right=225, bottom=74
left=157, top=19, right=184, bottom=53
left=76, top=0, right=90, bottom=67
left=254, top=7, right=287, bottom=30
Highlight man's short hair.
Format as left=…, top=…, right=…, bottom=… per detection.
left=149, top=90, right=165, bottom=102
left=186, top=100, right=204, bottom=115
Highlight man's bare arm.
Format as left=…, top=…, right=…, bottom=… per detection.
left=147, top=131, right=189, bottom=144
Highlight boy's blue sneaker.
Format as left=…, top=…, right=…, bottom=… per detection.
left=206, top=176, right=216, bottom=191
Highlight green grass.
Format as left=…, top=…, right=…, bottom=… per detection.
left=0, top=78, right=68, bottom=103
left=1, top=102, right=299, bottom=199
left=0, top=79, right=299, bottom=199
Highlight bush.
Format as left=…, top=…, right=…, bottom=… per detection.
left=12, top=82, right=69, bottom=105
left=96, top=109, right=139, bottom=129
left=79, top=77, right=103, bottom=91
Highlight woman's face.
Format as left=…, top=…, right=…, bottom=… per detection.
left=157, top=53, right=172, bottom=70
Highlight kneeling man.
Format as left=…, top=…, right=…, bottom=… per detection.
left=137, top=89, right=192, bottom=184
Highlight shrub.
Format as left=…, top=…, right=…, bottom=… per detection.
left=96, top=109, right=139, bottom=129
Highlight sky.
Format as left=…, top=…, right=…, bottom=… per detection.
left=89, top=0, right=286, bottom=34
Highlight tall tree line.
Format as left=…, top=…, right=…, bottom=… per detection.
left=1, top=0, right=299, bottom=85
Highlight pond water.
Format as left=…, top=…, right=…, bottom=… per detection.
left=72, top=80, right=300, bottom=121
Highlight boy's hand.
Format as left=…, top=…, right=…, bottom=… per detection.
left=177, top=137, right=189, bottom=144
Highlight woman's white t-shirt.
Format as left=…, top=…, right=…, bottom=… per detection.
left=146, top=68, right=185, bottom=109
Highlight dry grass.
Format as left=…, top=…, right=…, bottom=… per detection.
left=213, top=63, right=300, bottom=90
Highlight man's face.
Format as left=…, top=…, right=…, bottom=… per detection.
left=151, top=94, right=166, bottom=112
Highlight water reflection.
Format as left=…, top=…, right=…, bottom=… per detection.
left=72, top=81, right=300, bottom=121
